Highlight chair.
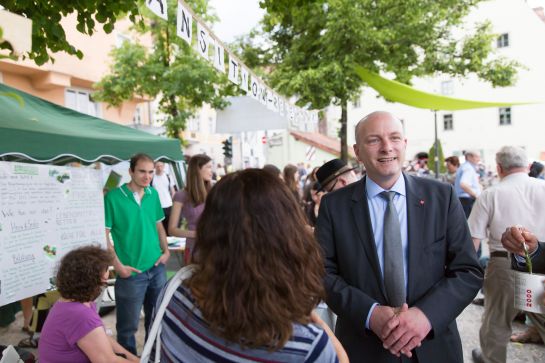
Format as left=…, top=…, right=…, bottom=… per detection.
left=141, top=265, right=195, bottom=363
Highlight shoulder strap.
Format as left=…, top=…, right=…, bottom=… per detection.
left=140, top=265, right=195, bottom=363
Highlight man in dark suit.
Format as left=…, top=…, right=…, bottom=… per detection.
left=316, top=111, right=483, bottom=362
left=502, top=226, right=545, bottom=273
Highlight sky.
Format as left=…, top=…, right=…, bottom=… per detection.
left=209, top=0, right=265, bottom=43
left=528, top=0, right=545, bottom=7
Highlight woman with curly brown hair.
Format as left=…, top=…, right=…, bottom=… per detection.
left=38, top=246, right=138, bottom=363
left=152, top=169, right=348, bottom=362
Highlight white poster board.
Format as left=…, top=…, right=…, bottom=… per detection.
left=0, top=162, right=106, bottom=306
left=514, top=270, right=545, bottom=314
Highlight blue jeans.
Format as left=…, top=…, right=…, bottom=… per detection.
left=114, top=263, right=166, bottom=355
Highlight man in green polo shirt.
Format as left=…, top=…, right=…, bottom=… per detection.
left=104, top=153, right=170, bottom=355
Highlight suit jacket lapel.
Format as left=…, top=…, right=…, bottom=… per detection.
left=351, top=177, right=387, bottom=301
left=404, top=174, right=426, bottom=304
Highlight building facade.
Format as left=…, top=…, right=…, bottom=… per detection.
left=0, top=15, right=156, bottom=127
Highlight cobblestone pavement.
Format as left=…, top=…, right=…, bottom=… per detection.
left=459, top=298, right=545, bottom=363
left=2, top=297, right=545, bottom=362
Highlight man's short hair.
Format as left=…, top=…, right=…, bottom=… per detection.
left=130, top=153, right=154, bottom=171
left=415, top=152, right=429, bottom=160
left=496, top=146, right=527, bottom=171
left=464, top=149, right=480, bottom=158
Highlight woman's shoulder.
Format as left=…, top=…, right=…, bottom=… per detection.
left=289, top=323, right=338, bottom=362
left=173, top=189, right=189, bottom=203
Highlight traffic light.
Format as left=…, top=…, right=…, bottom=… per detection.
left=222, top=137, right=233, bottom=159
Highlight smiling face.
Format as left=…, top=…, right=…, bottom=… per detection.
left=353, top=112, right=407, bottom=189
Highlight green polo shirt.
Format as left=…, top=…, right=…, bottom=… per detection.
left=104, top=184, right=164, bottom=273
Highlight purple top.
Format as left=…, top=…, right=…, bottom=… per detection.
left=173, top=190, right=205, bottom=254
left=38, top=301, right=103, bottom=363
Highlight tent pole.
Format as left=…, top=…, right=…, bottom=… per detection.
left=434, top=110, right=439, bottom=179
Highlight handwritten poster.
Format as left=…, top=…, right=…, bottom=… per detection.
left=0, top=162, right=106, bottom=306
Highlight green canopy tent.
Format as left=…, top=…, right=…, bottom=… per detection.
left=0, top=82, right=183, bottom=166
left=355, top=66, right=533, bottom=177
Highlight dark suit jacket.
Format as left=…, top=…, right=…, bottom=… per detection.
left=511, top=242, right=545, bottom=273
left=315, top=174, right=483, bottom=363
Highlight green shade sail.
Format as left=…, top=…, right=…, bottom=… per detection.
left=355, top=66, right=532, bottom=111
left=0, top=83, right=183, bottom=165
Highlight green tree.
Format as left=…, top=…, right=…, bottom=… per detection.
left=0, top=1, right=144, bottom=65
left=239, top=0, right=519, bottom=162
left=93, top=0, right=238, bottom=143
left=428, top=139, right=446, bottom=175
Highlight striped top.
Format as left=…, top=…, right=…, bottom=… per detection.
left=152, top=283, right=339, bottom=363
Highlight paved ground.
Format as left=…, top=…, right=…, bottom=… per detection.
left=2, top=295, right=545, bottom=362
left=458, top=294, right=545, bottom=362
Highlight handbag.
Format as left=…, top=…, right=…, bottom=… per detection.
left=140, top=265, right=195, bottom=363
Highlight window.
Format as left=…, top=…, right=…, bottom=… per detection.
left=133, top=106, right=142, bottom=125
left=65, top=89, right=100, bottom=117
left=499, top=107, right=511, bottom=125
left=497, top=33, right=509, bottom=48
left=188, top=117, right=200, bottom=132
left=440, top=80, right=454, bottom=95
left=443, top=114, right=453, bottom=131
left=208, top=117, right=214, bottom=134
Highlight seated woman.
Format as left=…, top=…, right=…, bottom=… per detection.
left=154, top=169, right=348, bottom=362
left=39, top=246, right=138, bottom=363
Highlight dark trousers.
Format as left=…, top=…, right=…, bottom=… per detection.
left=162, top=207, right=171, bottom=233
left=458, top=197, right=475, bottom=219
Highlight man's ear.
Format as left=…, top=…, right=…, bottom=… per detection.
left=353, top=144, right=361, bottom=162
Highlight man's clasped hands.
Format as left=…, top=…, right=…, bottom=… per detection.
left=370, top=304, right=432, bottom=358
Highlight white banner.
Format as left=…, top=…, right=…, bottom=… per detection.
left=176, top=2, right=192, bottom=46
left=278, top=98, right=285, bottom=116
left=259, top=84, right=268, bottom=106
left=250, top=77, right=260, bottom=100
left=146, top=0, right=168, bottom=20
left=266, top=89, right=275, bottom=111
left=213, top=41, right=225, bottom=73
left=196, top=23, right=210, bottom=59
left=228, top=55, right=239, bottom=84
left=240, top=67, right=249, bottom=93
left=0, top=162, right=106, bottom=306
left=153, top=0, right=319, bottom=132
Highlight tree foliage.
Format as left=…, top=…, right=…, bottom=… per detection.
left=238, top=0, right=520, bottom=161
left=428, top=139, right=446, bottom=175
left=93, top=0, right=238, bottom=143
left=0, top=0, right=143, bottom=65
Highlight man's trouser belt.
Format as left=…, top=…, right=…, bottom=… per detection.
left=490, top=251, right=508, bottom=258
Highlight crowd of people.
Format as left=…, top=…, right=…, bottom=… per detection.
left=7, top=110, right=545, bottom=363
